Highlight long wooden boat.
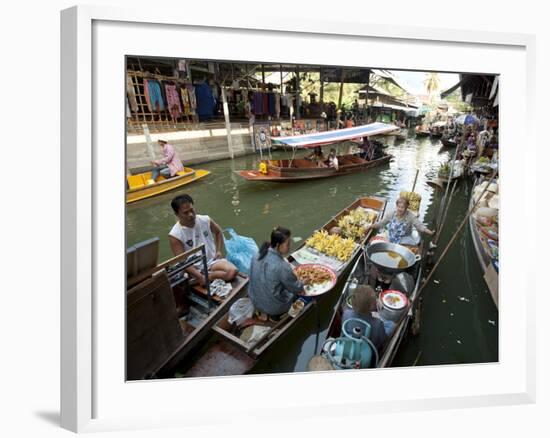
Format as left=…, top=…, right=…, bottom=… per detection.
left=237, top=122, right=397, bottom=183
left=321, top=220, right=426, bottom=369
left=178, top=196, right=388, bottom=377
left=414, top=126, right=430, bottom=138
left=441, top=136, right=458, bottom=148
left=126, top=241, right=248, bottom=380
left=126, top=167, right=210, bottom=204
left=236, top=154, right=392, bottom=182
left=468, top=178, right=499, bottom=308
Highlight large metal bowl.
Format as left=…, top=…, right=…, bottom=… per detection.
left=366, top=241, right=421, bottom=274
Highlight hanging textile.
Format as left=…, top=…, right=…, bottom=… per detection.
left=144, top=79, right=165, bottom=112
left=194, top=82, right=216, bottom=120
left=186, top=85, right=197, bottom=115
left=164, top=83, right=182, bottom=119
left=253, top=92, right=263, bottom=115
left=180, top=86, right=191, bottom=115
left=126, top=75, right=138, bottom=112
left=267, top=93, right=275, bottom=117
left=274, top=93, right=281, bottom=119
left=263, top=92, right=269, bottom=115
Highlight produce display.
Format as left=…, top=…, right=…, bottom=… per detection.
left=438, top=163, right=451, bottom=178
left=337, top=208, right=378, bottom=241
left=305, top=230, right=356, bottom=262
left=399, top=191, right=421, bottom=212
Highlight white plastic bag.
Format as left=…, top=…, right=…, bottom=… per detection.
left=228, top=297, right=254, bottom=325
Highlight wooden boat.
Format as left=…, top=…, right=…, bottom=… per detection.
left=441, top=135, right=458, bottom=148
left=429, top=121, right=447, bottom=138
left=415, top=125, right=430, bottom=137
left=395, top=128, right=409, bottom=140
left=237, top=154, right=392, bottom=182
left=468, top=178, right=499, bottom=308
left=126, top=167, right=210, bottom=204
left=321, top=210, right=426, bottom=369
left=236, top=122, right=397, bottom=183
left=126, top=240, right=249, bottom=380
left=178, top=196, right=388, bottom=377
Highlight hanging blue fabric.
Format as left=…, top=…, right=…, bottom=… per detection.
left=195, top=82, right=216, bottom=120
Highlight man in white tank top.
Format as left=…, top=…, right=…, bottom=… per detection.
left=168, top=194, right=238, bottom=286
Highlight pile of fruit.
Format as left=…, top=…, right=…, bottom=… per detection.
left=438, top=163, right=451, bottom=178
left=305, top=230, right=356, bottom=262
left=399, top=191, right=422, bottom=212
left=337, top=208, right=378, bottom=241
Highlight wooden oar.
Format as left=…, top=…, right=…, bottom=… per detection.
left=413, top=171, right=497, bottom=304
left=434, top=179, right=458, bottom=245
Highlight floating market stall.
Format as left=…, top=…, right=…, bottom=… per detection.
left=236, top=123, right=397, bottom=182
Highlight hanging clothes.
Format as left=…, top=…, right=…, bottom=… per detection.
left=274, top=93, right=281, bottom=119
left=144, top=79, right=165, bottom=112
left=194, top=82, right=216, bottom=120
left=180, top=86, right=191, bottom=115
left=253, top=92, right=263, bottom=115
left=126, top=75, right=138, bottom=112
left=164, top=83, right=182, bottom=119
left=263, top=92, right=269, bottom=115
left=267, top=93, right=276, bottom=116
left=186, top=84, right=197, bottom=115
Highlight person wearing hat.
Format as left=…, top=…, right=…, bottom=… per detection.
left=151, top=139, right=184, bottom=181
left=342, top=285, right=387, bottom=353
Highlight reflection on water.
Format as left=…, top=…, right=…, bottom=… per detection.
left=126, top=134, right=498, bottom=371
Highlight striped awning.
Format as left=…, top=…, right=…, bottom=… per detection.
left=273, top=123, right=398, bottom=148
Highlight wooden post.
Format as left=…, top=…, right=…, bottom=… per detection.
left=320, top=66, right=324, bottom=113
left=336, top=69, right=346, bottom=128
left=142, top=123, right=155, bottom=161
left=295, top=67, right=301, bottom=119
left=366, top=69, right=371, bottom=122
left=261, top=64, right=265, bottom=85
left=217, top=63, right=235, bottom=159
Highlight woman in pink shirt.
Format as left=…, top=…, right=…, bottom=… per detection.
left=151, top=140, right=184, bottom=180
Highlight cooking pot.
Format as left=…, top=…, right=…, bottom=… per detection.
left=366, top=241, right=421, bottom=274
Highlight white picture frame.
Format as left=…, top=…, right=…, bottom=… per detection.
left=61, top=5, right=536, bottom=433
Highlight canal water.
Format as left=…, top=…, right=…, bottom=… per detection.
left=126, top=134, right=498, bottom=372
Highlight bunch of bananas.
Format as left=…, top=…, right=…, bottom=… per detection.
left=400, top=191, right=422, bottom=212
left=337, top=208, right=378, bottom=241
left=305, top=230, right=356, bottom=261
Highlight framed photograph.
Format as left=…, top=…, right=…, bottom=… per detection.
left=61, top=5, right=536, bottom=433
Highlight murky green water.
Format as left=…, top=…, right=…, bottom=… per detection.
left=126, top=134, right=498, bottom=371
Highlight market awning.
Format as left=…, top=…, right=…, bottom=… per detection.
left=440, top=80, right=462, bottom=98
left=273, top=123, right=398, bottom=148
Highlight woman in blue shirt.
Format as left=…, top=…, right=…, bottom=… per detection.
left=248, top=227, right=304, bottom=317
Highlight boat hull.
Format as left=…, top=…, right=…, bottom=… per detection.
left=126, top=168, right=210, bottom=203
left=236, top=154, right=392, bottom=182
left=181, top=196, right=388, bottom=377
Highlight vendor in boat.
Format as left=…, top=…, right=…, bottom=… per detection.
left=342, top=285, right=388, bottom=353
left=168, top=194, right=238, bottom=286
left=359, top=137, right=376, bottom=160
left=248, top=226, right=304, bottom=318
left=326, top=148, right=339, bottom=171
left=366, top=197, right=434, bottom=245
left=305, top=146, right=327, bottom=167
left=151, top=139, right=184, bottom=181
left=484, top=135, right=498, bottom=158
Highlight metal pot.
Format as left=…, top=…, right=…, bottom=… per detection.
left=366, top=241, right=421, bottom=274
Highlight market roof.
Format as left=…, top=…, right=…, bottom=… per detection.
left=272, top=123, right=398, bottom=148
left=440, top=74, right=499, bottom=106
